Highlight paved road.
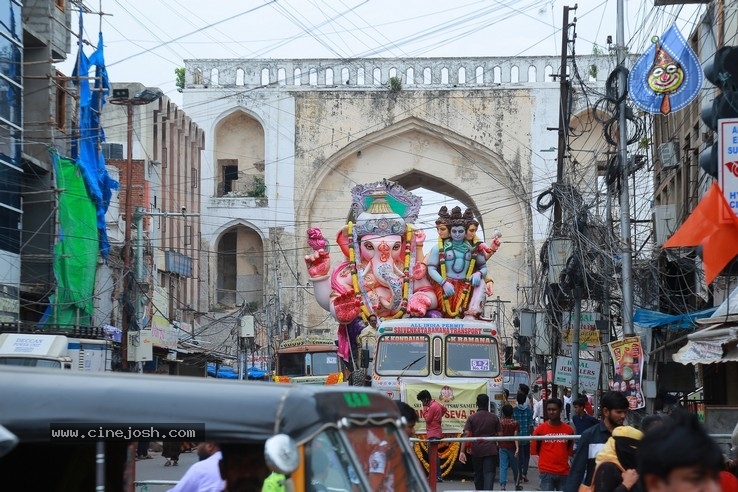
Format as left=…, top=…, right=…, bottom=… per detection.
left=134, top=448, right=199, bottom=491
left=134, top=447, right=543, bottom=491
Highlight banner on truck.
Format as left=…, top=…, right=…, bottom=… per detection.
left=608, top=336, right=645, bottom=409
left=403, top=381, right=488, bottom=434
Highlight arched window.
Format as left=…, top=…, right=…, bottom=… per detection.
left=294, top=68, right=302, bottom=86
left=357, top=68, right=365, bottom=85
left=326, top=67, right=334, bottom=85
left=261, top=68, right=269, bottom=86
left=406, top=67, right=414, bottom=85
left=423, top=67, right=431, bottom=84
left=476, top=66, right=484, bottom=84
left=528, top=66, right=537, bottom=83
left=544, top=65, right=554, bottom=82
left=278, top=68, right=286, bottom=86
left=441, top=67, right=449, bottom=84
left=458, top=67, right=466, bottom=84
left=193, top=68, right=202, bottom=85
left=389, top=67, right=397, bottom=78
left=236, top=68, right=245, bottom=86
left=493, top=67, right=501, bottom=84
left=373, top=67, right=381, bottom=85
left=309, top=68, right=318, bottom=86
left=210, top=68, right=219, bottom=86
left=342, top=67, right=350, bottom=84
left=511, top=66, right=519, bottom=83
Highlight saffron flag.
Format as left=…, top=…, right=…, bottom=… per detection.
left=662, top=183, right=738, bottom=284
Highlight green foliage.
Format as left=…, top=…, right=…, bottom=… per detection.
left=175, top=68, right=185, bottom=93
left=388, top=76, right=402, bottom=93
left=592, top=44, right=604, bottom=56
left=247, top=176, right=266, bottom=197
left=638, top=137, right=652, bottom=150
left=245, top=301, right=259, bottom=313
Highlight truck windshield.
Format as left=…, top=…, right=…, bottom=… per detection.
left=0, top=357, right=62, bottom=369
left=445, top=336, right=500, bottom=377
left=278, top=352, right=339, bottom=376
left=374, top=335, right=429, bottom=376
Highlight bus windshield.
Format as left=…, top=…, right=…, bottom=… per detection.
left=277, top=352, right=339, bottom=376
left=374, top=335, right=429, bottom=376
left=445, top=335, right=500, bottom=377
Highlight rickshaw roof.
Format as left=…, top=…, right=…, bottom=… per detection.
left=0, top=367, right=399, bottom=443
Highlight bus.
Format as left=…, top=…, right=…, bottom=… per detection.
left=370, top=318, right=504, bottom=476
left=273, top=335, right=345, bottom=384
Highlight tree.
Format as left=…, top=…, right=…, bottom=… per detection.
left=175, top=67, right=185, bottom=93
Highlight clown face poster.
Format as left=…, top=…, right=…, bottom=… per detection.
left=627, top=24, right=703, bottom=115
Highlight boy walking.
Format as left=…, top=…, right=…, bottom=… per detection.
left=499, top=403, right=520, bottom=490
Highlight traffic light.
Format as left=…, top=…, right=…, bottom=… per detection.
left=700, top=46, right=738, bottom=178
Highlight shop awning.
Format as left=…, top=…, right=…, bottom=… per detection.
left=672, top=325, right=738, bottom=365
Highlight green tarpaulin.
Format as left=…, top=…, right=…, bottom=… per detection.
left=45, top=157, right=98, bottom=327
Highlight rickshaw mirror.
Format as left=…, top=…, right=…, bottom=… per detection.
left=264, top=434, right=299, bottom=475
left=0, top=424, right=18, bottom=458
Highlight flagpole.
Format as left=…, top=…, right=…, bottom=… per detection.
left=617, top=0, right=635, bottom=336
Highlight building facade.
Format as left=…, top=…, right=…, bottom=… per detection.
left=181, top=55, right=624, bottom=365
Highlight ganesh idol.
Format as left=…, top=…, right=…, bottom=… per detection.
left=304, top=181, right=440, bottom=329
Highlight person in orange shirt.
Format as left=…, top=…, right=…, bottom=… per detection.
left=531, top=398, right=575, bottom=491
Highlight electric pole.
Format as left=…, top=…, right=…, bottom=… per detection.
left=616, top=0, right=635, bottom=336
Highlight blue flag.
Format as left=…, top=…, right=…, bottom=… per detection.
left=628, top=24, right=703, bottom=115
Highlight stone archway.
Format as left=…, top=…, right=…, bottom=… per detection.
left=214, top=224, right=265, bottom=307
left=296, top=117, right=534, bottom=328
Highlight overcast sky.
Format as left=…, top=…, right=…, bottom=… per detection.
left=60, top=0, right=704, bottom=107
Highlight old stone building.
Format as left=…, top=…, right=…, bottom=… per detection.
left=182, top=55, right=621, bottom=358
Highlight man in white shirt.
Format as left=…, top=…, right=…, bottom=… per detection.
left=532, top=389, right=547, bottom=426
left=563, top=388, right=573, bottom=422
left=168, top=442, right=225, bottom=492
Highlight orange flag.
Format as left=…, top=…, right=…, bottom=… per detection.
left=662, top=183, right=738, bottom=284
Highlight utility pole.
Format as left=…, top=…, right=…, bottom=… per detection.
left=547, top=4, right=576, bottom=399
left=616, top=0, right=634, bottom=336
left=552, top=4, right=574, bottom=234
left=109, top=87, right=163, bottom=370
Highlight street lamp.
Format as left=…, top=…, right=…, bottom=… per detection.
left=109, top=87, right=163, bottom=369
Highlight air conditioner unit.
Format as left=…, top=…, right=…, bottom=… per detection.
left=658, top=141, right=679, bottom=169
left=653, top=204, right=678, bottom=245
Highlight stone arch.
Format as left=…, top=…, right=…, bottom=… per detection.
left=325, top=67, right=334, bottom=85
left=568, top=107, right=614, bottom=198
left=441, top=67, right=449, bottom=84
left=236, top=68, right=245, bottom=86
left=212, top=109, right=265, bottom=197
left=511, top=66, right=519, bottom=83
left=261, top=68, right=270, bottom=86
left=210, top=68, right=219, bottom=86
left=528, top=65, right=536, bottom=82
left=296, top=117, right=532, bottom=328
left=213, top=222, right=265, bottom=307
left=458, top=67, right=466, bottom=84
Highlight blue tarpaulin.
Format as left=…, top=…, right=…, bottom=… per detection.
left=633, top=307, right=716, bottom=329
left=207, top=364, right=238, bottom=379
left=247, top=366, right=267, bottom=379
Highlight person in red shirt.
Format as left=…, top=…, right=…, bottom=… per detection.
left=531, top=397, right=574, bottom=491
left=418, top=389, right=447, bottom=482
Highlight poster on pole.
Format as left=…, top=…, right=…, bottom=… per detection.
left=719, top=118, right=738, bottom=216
left=562, top=311, right=602, bottom=351
left=608, top=337, right=645, bottom=409
left=553, top=356, right=601, bottom=391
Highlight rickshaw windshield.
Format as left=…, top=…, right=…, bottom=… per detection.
left=343, top=423, right=426, bottom=491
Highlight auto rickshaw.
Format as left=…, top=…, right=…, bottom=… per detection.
left=0, top=366, right=428, bottom=491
